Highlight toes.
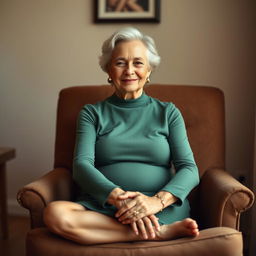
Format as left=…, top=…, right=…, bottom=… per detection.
left=184, top=218, right=198, bottom=228
left=183, top=218, right=199, bottom=236
left=191, top=228, right=199, bottom=236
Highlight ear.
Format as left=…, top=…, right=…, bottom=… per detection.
left=147, top=69, right=152, bottom=78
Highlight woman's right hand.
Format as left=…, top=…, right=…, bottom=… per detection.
left=112, top=191, right=160, bottom=239
left=108, top=188, right=160, bottom=239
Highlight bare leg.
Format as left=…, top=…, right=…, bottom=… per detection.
left=43, top=201, right=142, bottom=244
left=43, top=201, right=199, bottom=245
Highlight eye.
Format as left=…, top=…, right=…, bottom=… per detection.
left=134, top=61, right=144, bottom=66
left=116, top=61, right=126, bottom=66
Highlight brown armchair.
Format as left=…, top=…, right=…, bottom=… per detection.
left=17, top=85, right=254, bottom=256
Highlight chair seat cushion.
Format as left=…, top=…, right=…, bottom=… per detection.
left=26, top=227, right=242, bottom=256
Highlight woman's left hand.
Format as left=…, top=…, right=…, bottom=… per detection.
left=115, top=191, right=163, bottom=224
left=131, top=215, right=160, bottom=239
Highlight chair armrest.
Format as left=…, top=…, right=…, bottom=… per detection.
left=199, top=168, right=254, bottom=230
left=17, top=167, right=73, bottom=228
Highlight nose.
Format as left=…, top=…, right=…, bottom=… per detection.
left=124, top=63, right=135, bottom=75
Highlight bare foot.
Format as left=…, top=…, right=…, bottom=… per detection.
left=157, top=218, right=199, bottom=240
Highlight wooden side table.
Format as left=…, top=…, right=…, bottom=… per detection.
left=0, top=147, right=15, bottom=239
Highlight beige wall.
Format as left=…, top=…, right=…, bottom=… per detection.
left=0, top=0, right=255, bottom=214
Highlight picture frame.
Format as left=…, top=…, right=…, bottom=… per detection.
left=94, top=0, right=160, bottom=23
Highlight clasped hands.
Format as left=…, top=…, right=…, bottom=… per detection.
left=112, top=190, right=164, bottom=239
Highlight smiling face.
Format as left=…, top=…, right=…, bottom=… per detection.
left=107, top=40, right=151, bottom=100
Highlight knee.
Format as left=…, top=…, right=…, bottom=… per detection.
left=43, top=201, right=73, bottom=234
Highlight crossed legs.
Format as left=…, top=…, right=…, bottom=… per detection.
left=43, top=201, right=199, bottom=245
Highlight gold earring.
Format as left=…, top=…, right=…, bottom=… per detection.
left=107, top=77, right=112, bottom=84
left=147, top=77, right=150, bottom=83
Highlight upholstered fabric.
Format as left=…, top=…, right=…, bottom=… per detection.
left=26, top=227, right=242, bottom=256
left=17, top=85, right=255, bottom=256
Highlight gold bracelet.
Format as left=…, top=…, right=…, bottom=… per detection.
left=154, top=194, right=165, bottom=211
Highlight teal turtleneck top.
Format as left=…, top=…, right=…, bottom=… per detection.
left=73, top=92, right=199, bottom=224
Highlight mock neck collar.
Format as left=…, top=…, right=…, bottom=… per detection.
left=107, top=92, right=150, bottom=108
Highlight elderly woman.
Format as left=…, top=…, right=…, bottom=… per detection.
left=44, top=27, right=200, bottom=244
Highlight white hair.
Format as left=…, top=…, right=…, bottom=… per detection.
left=99, top=27, right=161, bottom=73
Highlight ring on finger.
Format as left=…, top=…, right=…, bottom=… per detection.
left=133, top=210, right=140, bottom=217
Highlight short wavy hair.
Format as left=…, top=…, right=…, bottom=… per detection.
left=99, top=27, right=161, bottom=73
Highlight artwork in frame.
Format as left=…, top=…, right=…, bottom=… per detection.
left=94, top=0, right=160, bottom=23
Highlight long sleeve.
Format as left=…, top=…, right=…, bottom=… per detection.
left=72, top=94, right=198, bottom=224
left=161, top=105, right=199, bottom=204
left=72, top=105, right=119, bottom=207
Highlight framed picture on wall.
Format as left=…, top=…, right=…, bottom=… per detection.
left=94, top=0, right=161, bottom=23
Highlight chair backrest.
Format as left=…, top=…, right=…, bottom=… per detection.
left=54, top=85, right=225, bottom=177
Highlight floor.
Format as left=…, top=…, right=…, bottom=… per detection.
left=0, top=215, right=30, bottom=256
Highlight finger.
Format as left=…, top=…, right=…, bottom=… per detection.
left=120, top=210, right=145, bottom=224
left=149, top=215, right=160, bottom=232
left=118, top=203, right=146, bottom=223
left=131, top=222, right=139, bottom=236
left=142, top=217, right=156, bottom=239
left=115, top=200, right=137, bottom=218
left=136, top=219, right=148, bottom=240
left=118, top=206, right=141, bottom=223
left=117, top=191, right=140, bottom=200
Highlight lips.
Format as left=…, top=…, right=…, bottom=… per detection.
left=121, top=79, right=138, bottom=82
